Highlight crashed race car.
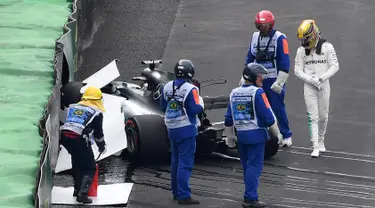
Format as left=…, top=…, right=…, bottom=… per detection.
left=59, top=59, right=280, bottom=166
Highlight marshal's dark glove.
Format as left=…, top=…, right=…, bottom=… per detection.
left=97, top=141, right=107, bottom=154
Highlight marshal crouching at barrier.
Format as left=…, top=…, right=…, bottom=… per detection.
left=225, top=63, right=283, bottom=208
left=60, top=86, right=107, bottom=204
left=160, top=59, right=204, bottom=205
left=294, top=19, right=339, bottom=158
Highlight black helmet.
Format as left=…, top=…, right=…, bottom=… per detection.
left=243, top=63, right=268, bottom=84
left=174, top=59, right=195, bottom=79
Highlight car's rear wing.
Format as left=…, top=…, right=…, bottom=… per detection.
left=141, top=59, right=162, bottom=70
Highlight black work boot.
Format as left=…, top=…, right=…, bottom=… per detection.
left=76, top=175, right=93, bottom=204
left=178, top=197, right=200, bottom=205
left=73, top=180, right=81, bottom=197
left=242, top=199, right=265, bottom=208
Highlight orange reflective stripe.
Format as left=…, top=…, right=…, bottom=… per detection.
left=192, top=89, right=200, bottom=104
left=282, top=38, right=289, bottom=54
left=261, top=93, right=271, bottom=108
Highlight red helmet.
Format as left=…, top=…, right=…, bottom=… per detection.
left=255, top=10, right=275, bottom=30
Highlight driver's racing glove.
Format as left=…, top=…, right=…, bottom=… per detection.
left=309, top=77, right=323, bottom=91
left=271, top=71, right=289, bottom=94
left=224, top=126, right=237, bottom=148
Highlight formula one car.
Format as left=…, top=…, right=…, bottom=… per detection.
left=59, top=59, right=280, bottom=166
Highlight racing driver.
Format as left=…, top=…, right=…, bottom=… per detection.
left=241, top=10, right=293, bottom=147
left=160, top=59, right=204, bottom=205
left=294, top=19, right=339, bottom=158
left=225, top=63, right=284, bottom=208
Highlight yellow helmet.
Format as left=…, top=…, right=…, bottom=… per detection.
left=81, top=86, right=103, bottom=100
left=297, top=19, right=320, bottom=49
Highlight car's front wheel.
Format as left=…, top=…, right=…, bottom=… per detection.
left=125, top=114, right=170, bottom=164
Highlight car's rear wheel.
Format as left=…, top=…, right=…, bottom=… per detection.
left=125, top=114, right=170, bottom=164
left=264, top=131, right=280, bottom=159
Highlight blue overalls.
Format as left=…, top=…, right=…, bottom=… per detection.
left=160, top=78, right=204, bottom=200
left=225, top=84, right=276, bottom=201
left=245, top=29, right=292, bottom=139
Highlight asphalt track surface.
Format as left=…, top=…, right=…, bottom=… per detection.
left=53, top=0, right=375, bottom=207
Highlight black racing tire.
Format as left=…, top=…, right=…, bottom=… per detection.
left=60, top=81, right=84, bottom=109
left=264, top=131, right=279, bottom=159
left=125, top=114, right=170, bottom=164
left=215, top=142, right=229, bottom=154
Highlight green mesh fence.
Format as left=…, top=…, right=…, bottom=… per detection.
left=0, top=0, right=71, bottom=207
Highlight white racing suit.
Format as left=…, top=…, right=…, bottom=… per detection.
left=294, top=40, right=339, bottom=157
